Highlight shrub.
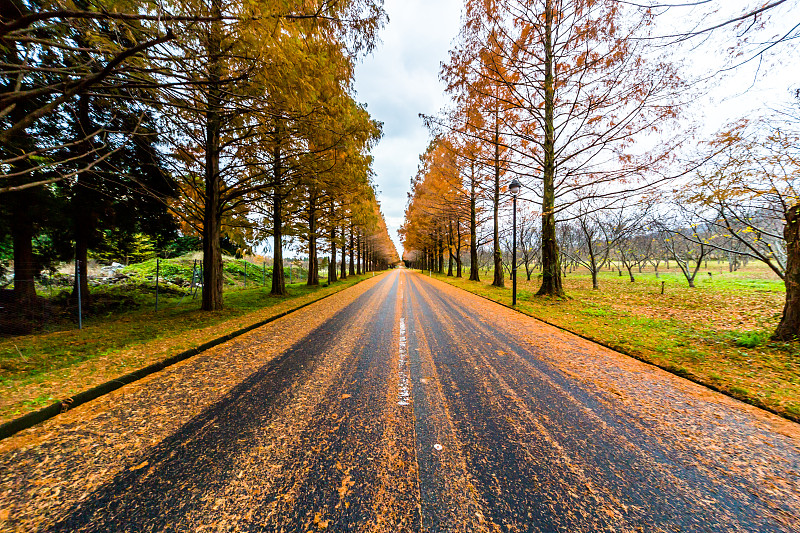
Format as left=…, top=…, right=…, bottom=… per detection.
left=735, top=331, right=769, bottom=348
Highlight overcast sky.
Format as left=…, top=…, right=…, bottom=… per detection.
left=353, top=0, right=463, bottom=256
left=353, top=1, right=799, bottom=257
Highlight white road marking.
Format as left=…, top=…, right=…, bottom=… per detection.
left=398, top=317, right=410, bottom=406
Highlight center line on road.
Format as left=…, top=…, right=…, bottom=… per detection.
left=398, top=316, right=410, bottom=406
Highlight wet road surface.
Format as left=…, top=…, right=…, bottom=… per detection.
left=2, top=270, right=799, bottom=532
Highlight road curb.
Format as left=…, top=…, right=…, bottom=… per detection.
left=0, top=274, right=382, bottom=441
left=421, top=272, right=799, bottom=425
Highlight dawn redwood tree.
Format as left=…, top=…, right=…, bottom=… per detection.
left=159, top=0, right=384, bottom=309
left=435, top=0, right=684, bottom=299
left=439, top=1, right=523, bottom=288
left=400, top=137, right=468, bottom=272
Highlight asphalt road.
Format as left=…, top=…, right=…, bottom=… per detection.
left=2, top=270, right=799, bottom=532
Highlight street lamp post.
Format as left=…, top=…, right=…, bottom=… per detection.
left=509, top=178, right=521, bottom=306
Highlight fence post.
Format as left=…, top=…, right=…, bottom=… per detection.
left=189, top=259, right=197, bottom=299
left=75, top=259, right=82, bottom=330
left=155, top=258, right=160, bottom=312
left=244, top=260, right=247, bottom=289
left=196, top=262, right=203, bottom=300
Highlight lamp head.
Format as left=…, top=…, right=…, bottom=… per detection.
left=509, top=179, right=521, bottom=196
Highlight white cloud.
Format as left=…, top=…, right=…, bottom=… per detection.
left=354, top=0, right=463, bottom=255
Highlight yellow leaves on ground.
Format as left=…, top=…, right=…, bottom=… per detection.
left=312, top=512, right=329, bottom=530
left=130, top=460, right=148, bottom=471
left=338, top=474, right=355, bottom=500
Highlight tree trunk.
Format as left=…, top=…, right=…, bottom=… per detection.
left=356, top=231, right=362, bottom=275
left=10, top=189, right=37, bottom=305
left=469, top=163, right=480, bottom=282
left=328, top=204, right=337, bottom=284
left=201, top=0, right=224, bottom=311
left=438, top=235, right=444, bottom=274
left=627, top=266, right=635, bottom=282
left=349, top=225, right=356, bottom=275
left=340, top=224, right=347, bottom=280
left=536, top=0, right=564, bottom=298
left=591, top=269, right=599, bottom=290
left=492, top=111, right=504, bottom=288
left=270, top=187, right=286, bottom=296
left=774, top=205, right=800, bottom=340
left=455, top=219, right=462, bottom=278
left=4, top=33, right=37, bottom=306
left=446, top=220, right=454, bottom=276
left=365, top=239, right=371, bottom=272
left=307, top=194, right=319, bottom=286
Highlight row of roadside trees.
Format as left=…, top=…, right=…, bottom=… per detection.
left=403, top=116, right=799, bottom=340
left=1, top=0, right=399, bottom=313
left=401, top=0, right=800, bottom=340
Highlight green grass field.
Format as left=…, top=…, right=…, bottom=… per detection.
left=431, top=261, right=800, bottom=422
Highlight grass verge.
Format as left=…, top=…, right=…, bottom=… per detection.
left=427, top=268, right=800, bottom=423
left=0, top=274, right=375, bottom=424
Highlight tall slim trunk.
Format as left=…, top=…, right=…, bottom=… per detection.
left=775, top=205, right=800, bottom=340
left=340, top=224, right=348, bottom=279
left=328, top=203, right=337, bottom=284
left=349, top=225, right=356, bottom=275
left=356, top=231, right=362, bottom=275
left=438, top=234, right=444, bottom=274
left=202, top=0, right=224, bottom=311
left=4, top=22, right=37, bottom=306
left=492, top=109, right=504, bottom=287
left=270, top=187, right=286, bottom=296
left=536, top=0, right=564, bottom=298
left=11, top=189, right=36, bottom=304
left=307, top=193, right=319, bottom=286
left=469, top=162, right=480, bottom=282
left=456, top=218, right=463, bottom=278
left=447, top=219, right=454, bottom=276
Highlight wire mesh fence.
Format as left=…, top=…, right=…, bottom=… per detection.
left=0, top=251, right=311, bottom=337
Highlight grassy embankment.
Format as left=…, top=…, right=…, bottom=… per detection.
left=0, top=257, right=374, bottom=424
left=429, top=262, right=800, bottom=422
